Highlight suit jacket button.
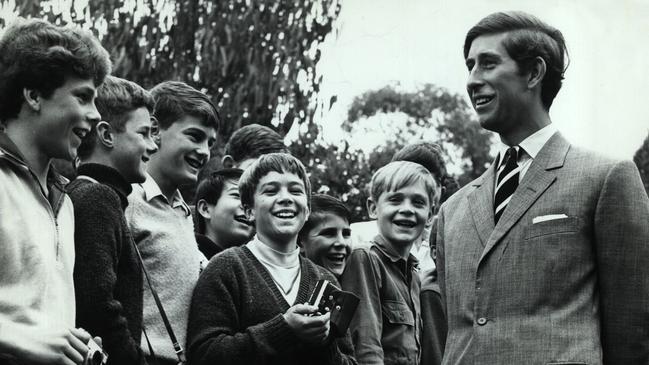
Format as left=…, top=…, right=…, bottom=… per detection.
left=477, top=317, right=487, bottom=325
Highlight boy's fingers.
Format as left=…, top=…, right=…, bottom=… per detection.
left=70, top=328, right=91, bottom=342
left=66, top=331, right=89, bottom=360
left=61, top=342, right=85, bottom=365
left=291, top=304, right=318, bottom=315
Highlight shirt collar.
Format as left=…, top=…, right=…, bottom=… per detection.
left=372, top=234, right=419, bottom=268
left=140, top=173, right=190, bottom=215
left=496, top=123, right=558, bottom=165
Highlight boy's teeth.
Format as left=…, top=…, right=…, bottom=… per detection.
left=276, top=212, right=295, bottom=218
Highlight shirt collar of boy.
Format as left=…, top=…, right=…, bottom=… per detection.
left=76, top=163, right=132, bottom=209
left=372, top=234, right=420, bottom=274
left=140, top=172, right=190, bottom=215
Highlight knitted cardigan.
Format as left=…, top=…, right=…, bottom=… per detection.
left=187, top=246, right=357, bottom=365
left=67, top=164, right=145, bottom=365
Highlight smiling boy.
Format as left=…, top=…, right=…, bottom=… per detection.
left=125, top=81, right=220, bottom=364
left=67, top=76, right=158, bottom=365
left=0, top=18, right=111, bottom=364
left=341, top=161, right=438, bottom=365
left=298, top=193, right=352, bottom=278
left=194, top=168, right=253, bottom=259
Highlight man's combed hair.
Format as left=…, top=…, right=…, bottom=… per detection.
left=77, top=76, right=154, bottom=160
left=239, top=153, right=311, bottom=209
left=298, top=194, right=351, bottom=243
left=194, top=168, right=244, bottom=234
left=149, top=81, right=220, bottom=131
left=463, top=11, right=568, bottom=109
left=370, top=161, right=438, bottom=208
left=224, top=124, right=288, bottom=163
left=0, top=18, right=112, bottom=122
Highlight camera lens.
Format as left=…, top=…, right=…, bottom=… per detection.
left=91, top=350, right=103, bottom=365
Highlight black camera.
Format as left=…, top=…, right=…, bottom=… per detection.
left=307, top=279, right=360, bottom=337
left=84, top=338, right=108, bottom=365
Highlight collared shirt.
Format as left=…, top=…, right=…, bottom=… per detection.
left=495, top=123, right=558, bottom=183
left=140, top=173, right=191, bottom=216
left=340, top=234, right=422, bottom=365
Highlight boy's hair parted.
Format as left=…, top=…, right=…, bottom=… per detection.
left=224, top=123, right=288, bottom=163
left=239, top=153, right=311, bottom=209
left=76, top=75, right=155, bottom=159
left=149, top=81, right=220, bottom=131
left=194, top=168, right=244, bottom=234
left=298, top=193, right=351, bottom=243
left=370, top=161, right=439, bottom=208
left=0, top=18, right=112, bottom=123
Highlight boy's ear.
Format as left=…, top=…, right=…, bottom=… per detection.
left=196, top=199, right=211, bottom=220
left=222, top=155, right=235, bottom=168
left=96, top=121, right=114, bottom=148
left=367, top=197, right=378, bottom=219
left=23, top=88, right=41, bottom=112
left=244, top=205, right=255, bottom=223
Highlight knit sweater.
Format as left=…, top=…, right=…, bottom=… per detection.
left=187, top=246, right=357, bottom=365
left=66, top=163, right=145, bottom=365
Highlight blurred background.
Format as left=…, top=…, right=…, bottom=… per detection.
left=2, top=0, right=647, bottom=221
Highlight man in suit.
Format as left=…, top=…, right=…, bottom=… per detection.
left=436, top=11, right=649, bottom=364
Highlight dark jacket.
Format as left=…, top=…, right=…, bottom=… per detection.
left=67, top=163, right=145, bottom=365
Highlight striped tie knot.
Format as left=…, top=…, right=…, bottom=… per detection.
left=494, top=146, right=521, bottom=223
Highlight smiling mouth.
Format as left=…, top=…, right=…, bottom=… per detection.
left=326, top=253, right=346, bottom=264
left=273, top=210, right=296, bottom=219
left=393, top=220, right=416, bottom=228
left=72, top=127, right=89, bottom=140
left=185, top=156, right=205, bottom=170
left=474, top=95, right=494, bottom=108
left=234, top=215, right=252, bottom=226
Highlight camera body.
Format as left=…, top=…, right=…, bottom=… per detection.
left=84, top=338, right=108, bottom=365
left=307, top=279, right=360, bottom=337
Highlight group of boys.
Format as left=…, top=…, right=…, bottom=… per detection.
left=3, top=8, right=649, bottom=365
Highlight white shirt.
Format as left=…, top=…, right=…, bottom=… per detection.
left=495, top=123, right=558, bottom=183
left=247, top=236, right=302, bottom=305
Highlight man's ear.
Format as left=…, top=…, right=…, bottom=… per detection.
left=222, top=155, right=235, bottom=168
left=23, top=88, right=41, bottom=112
left=96, top=121, right=114, bottom=148
left=197, top=199, right=211, bottom=220
left=367, top=197, right=378, bottom=219
left=528, top=56, right=547, bottom=90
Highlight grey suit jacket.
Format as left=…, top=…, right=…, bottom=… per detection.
left=437, top=132, right=649, bottom=365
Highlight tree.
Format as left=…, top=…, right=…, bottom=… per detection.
left=345, top=83, right=494, bottom=185
left=634, top=131, right=649, bottom=194
left=2, top=0, right=341, bottom=148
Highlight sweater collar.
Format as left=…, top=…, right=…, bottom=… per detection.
left=76, top=163, right=132, bottom=209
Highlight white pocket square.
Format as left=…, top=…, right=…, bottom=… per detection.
left=532, top=214, right=568, bottom=224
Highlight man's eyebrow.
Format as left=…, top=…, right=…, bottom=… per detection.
left=184, top=127, right=207, bottom=135
left=74, top=86, right=96, bottom=96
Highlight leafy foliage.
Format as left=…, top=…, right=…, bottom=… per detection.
left=3, top=0, right=341, bottom=148
left=633, top=132, right=649, bottom=194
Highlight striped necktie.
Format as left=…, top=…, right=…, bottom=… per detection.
left=494, top=146, right=520, bottom=223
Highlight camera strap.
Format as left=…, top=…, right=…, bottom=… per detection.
left=131, top=237, right=187, bottom=364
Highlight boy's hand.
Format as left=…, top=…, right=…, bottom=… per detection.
left=283, top=303, right=330, bottom=345
left=5, top=324, right=92, bottom=365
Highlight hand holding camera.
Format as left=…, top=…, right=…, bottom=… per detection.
left=283, top=303, right=331, bottom=345
left=307, top=280, right=360, bottom=337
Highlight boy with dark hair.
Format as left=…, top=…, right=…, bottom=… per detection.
left=187, top=153, right=356, bottom=365
left=341, top=161, right=438, bottom=365
left=298, top=194, right=352, bottom=278
left=0, top=18, right=111, bottom=364
left=126, top=81, right=220, bottom=364
left=194, top=168, right=253, bottom=259
left=222, top=123, right=288, bottom=169
left=67, top=75, right=158, bottom=365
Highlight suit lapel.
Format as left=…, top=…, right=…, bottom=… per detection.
left=468, top=164, right=496, bottom=247
left=480, top=132, right=570, bottom=262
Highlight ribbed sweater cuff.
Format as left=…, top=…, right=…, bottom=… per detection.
left=263, top=314, right=299, bottom=351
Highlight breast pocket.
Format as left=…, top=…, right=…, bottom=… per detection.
left=383, top=300, right=414, bottom=326
left=524, top=216, right=580, bottom=240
